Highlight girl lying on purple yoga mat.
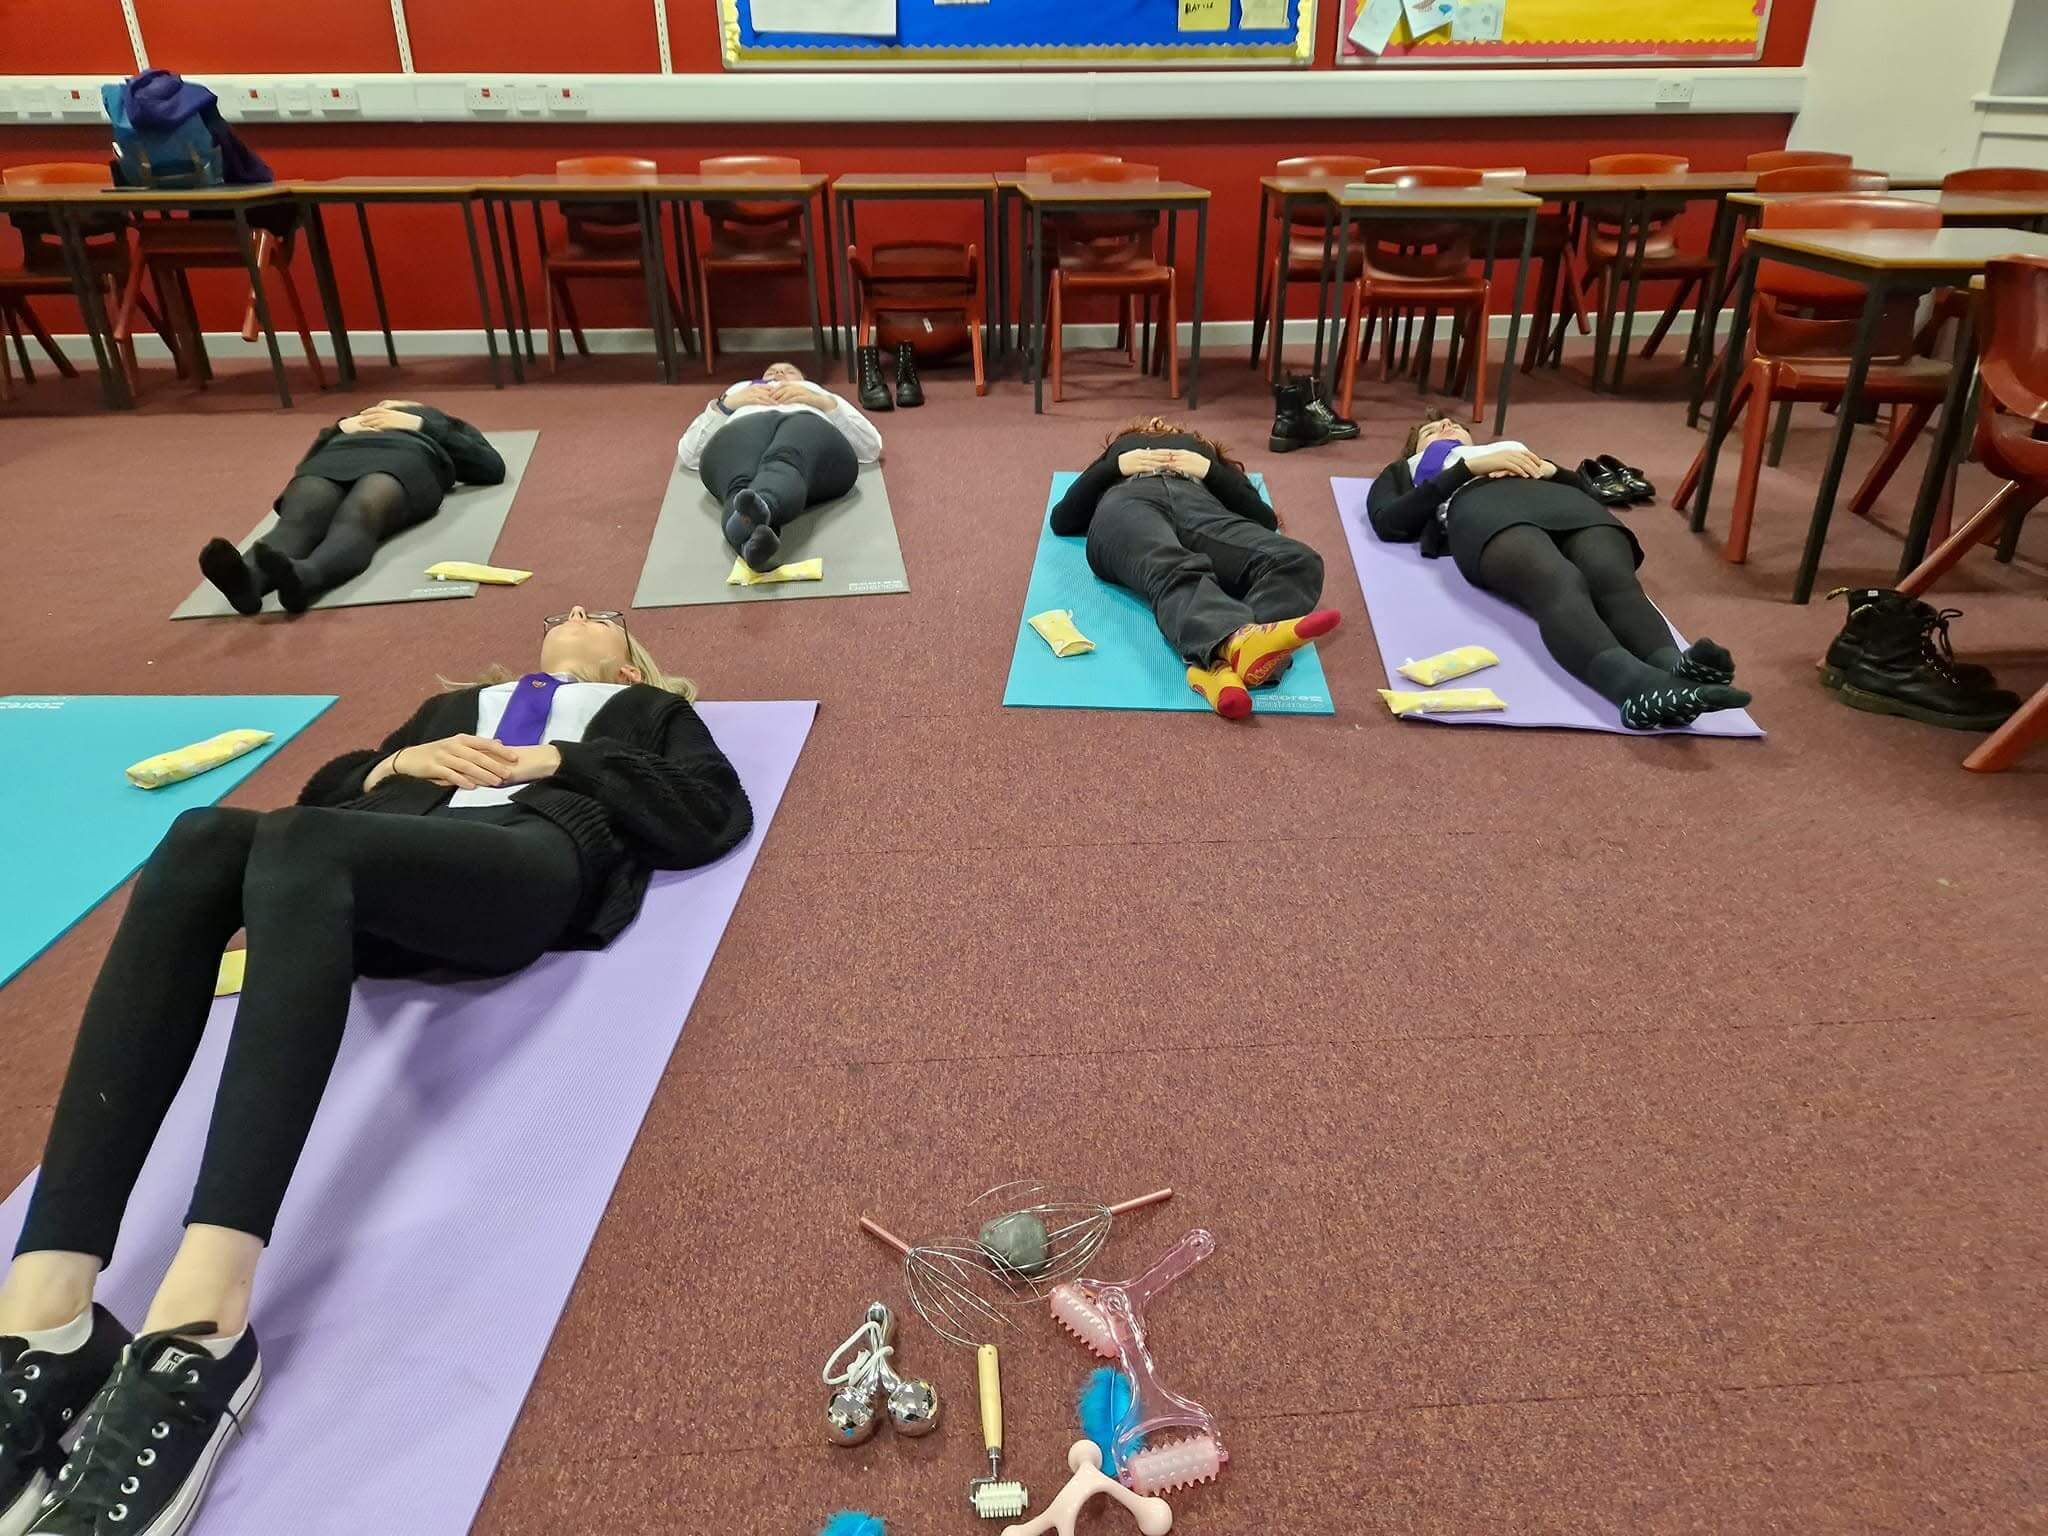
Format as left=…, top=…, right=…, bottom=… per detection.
left=0, top=609, right=749, bottom=1536
left=1369, top=411, right=1753, bottom=731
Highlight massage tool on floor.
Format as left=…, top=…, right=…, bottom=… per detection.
left=822, top=1302, right=941, bottom=1446
left=999, top=1440, right=1173, bottom=1536
left=1051, top=1228, right=1215, bottom=1357
left=1098, top=1284, right=1228, bottom=1495
left=860, top=1215, right=1014, bottom=1348
left=967, top=1343, right=1030, bottom=1521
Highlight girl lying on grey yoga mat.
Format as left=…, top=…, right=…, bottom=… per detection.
left=1369, top=411, right=1752, bottom=731
left=678, top=361, right=883, bottom=573
left=0, top=611, right=748, bottom=1536
left=197, top=400, right=505, bottom=616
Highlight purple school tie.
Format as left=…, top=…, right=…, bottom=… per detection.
left=493, top=673, right=563, bottom=748
left=1415, top=438, right=1459, bottom=483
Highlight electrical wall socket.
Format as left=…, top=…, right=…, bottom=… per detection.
left=239, top=84, right=279, bottom=113
left=323, top=83, right=362, bottom=112
left=1653, top=76, right=1695, bottom=106
left=515, top=83, right=545, bottom=113
left=0, top=87, right=18, bottom=118
left=465, top=81, right=512, bottom=112
left=549, top=83, right=588, bottom=113
left=279, top=83, right=313, bottom=113
left=57, top=85, right=98, bottom=117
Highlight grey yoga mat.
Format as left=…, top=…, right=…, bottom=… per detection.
left=171, top=431, right=539, bottom=619
left=632, top=461, right=909, bottom=608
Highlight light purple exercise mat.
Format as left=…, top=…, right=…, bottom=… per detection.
left=0, top=700, right=816, bottom=1536
left=1333, top=478, right=1764, bottom=738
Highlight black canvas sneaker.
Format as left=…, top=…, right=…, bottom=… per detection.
left=1, top=1307, right=130, bottom=1536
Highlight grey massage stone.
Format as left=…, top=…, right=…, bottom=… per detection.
left=979, top=1212, right=1050, bottom=1276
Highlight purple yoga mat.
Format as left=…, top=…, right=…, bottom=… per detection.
left=1333, top=478, right=1764, bottom=737
left=0, top=700, right=816, bottom=1536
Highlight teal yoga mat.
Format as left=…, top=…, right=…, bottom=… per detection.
left=0, top=694, right=336, bottom=989
left=1002, top=474, right=1336, bottom=714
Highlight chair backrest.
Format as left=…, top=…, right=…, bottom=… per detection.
left=1755, top=195, right=1941, bottom=306
left=552, top=156, right=655, bottom=242
left=1588, top=153, right=1689, bottom=175
left=1480, top=167, right=1528, bottom=185
left=556, top=156, right=656, bottom=177
left=1753, top=166, right=1890, bottom=194
left=1942, top=166, right=2048, bottom=194
left=1747, top=149, right=1852, bottom=172
left=1275, top=155, right=1380, bottom=178
left=2, top=161, right=112, bottom=187
left=1976, top=253, right=2048, bottom=424
left=699, top=154, right=803, bottom=230
left=1047, top=161, right=1160, bottom=183
left=850, top=239, right=979, bottom=294
left=1024, top=153, right=1122, bottom=174
left=1360, top=164, right=1483, bottom=188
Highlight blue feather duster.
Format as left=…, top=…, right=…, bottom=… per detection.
left=819, top=1513, right=885, bottom=1536
left=1077, top=1366, right=1139, bottom=1475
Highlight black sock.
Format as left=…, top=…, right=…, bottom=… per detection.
left=198, top=539, right=263, bottom=616
left=1673, top=637, right=1736, bottom=685
left=1586, top=647, right=1671, bottom=706
left=252, top=543, right=311, bottom=614
left=1620, top=681, right=1752, bottom=730
left=741, top=525, right=781, bottom=572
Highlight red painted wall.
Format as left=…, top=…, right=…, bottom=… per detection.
left=0, top=0, right=1816, bottom=338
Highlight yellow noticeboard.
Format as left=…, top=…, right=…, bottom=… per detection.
left=1179, top=0, right=1232, bottom=30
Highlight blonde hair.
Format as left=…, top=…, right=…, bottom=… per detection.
left=444, top=633, right=697, bottom=700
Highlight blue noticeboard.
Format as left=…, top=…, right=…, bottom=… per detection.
left=719, top=0, right=1315, bottom=66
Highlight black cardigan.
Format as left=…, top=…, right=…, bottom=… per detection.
left=1049, top=433, right=1277, bottom=536
left=1367, top=456, right=1601, bottom=560
left=299, top=684, right=752, bottom=948
left=288, top=405, right=505, bottom=513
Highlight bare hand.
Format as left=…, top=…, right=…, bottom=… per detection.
left=392, top=734, right=520, bottom=791
left=1465, top=445, right=1548, bottom=480
left=772, top=382, right=830, bottom=410
left=496, top=744, right=563, bottom=784
left=1161, top=449, right=1211, bottom=480
left=726, top=384, right=780, bottom=409
left=340, top=406, right=424, bottom=434
left=1116, top=449, right=1175, bottom=477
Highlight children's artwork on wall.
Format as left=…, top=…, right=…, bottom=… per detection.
left=1340, top=0, right=1771, bottom=63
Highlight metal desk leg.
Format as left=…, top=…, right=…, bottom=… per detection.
left=636, top=193, right=674, bottom=384
left=841, top=196, right=858, bottom=382
left=503, top=198, right=534, bottom=364
left=1898, top=303, right=1977, bottom=577
left=1028, top=202, right=1045, bottom=413
left=1589, top=195, right=1625, bottom=391
left=1793, top=283, right=1888, bottom=604
left=1611, top=194, right=1654, bottom=392
left=820, top=187, right=840, bottom=360
left=1468, top=218, right=1499, bottom=418
left=233, top=208, right=292, bottom=408
left=1314, top=209, right=1338, bottom=384
left=354, top=201, right=398, bottom=365
left=301, top=201, right=354, bottom=387
left=1188, top=199, right=1208, bottom=410
left=1164, top=206, right=1179, bottom=387
left=1493, top=210, right=1536, bottom=435
left=1250, top=183, right=1272, bottom=371
left=480, top=198, right=524, bottom=384
left=799, top=197, right=827, bottom=375
left=527, top=200, right=554, bottom=364
left=981, top=189, right=997, bottom=371
left=666, top=200, right=698, bottom=358
left=1687, top=198, right=1739, bottom=427
left=54, top=206, right=130, bottom=408
left=679, top=200, right=705, bottom=369
left=993, top=186, right=1010, bottom=364
left=458, top=199, right=506, bottom=389
left=1692, top=247, right=1756, bottom=530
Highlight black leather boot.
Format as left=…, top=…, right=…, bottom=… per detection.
left=894, top=342, right=924, bottom=407
left=1292, top=373, right=1358, bottom=441
left=856, top=345, right=893, bottom=412
left=1833, top=595, right=2020, bottom=731
left=1821, top=587, right=1995, bottom=692
left=1268, top=381, right=1331, bottom=453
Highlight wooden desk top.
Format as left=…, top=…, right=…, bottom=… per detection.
left=1729, top=188, right=2048, bottom=219
left=474, top=172, right=827, bottom=195
left=834, top=172, right=995, bottom=192
left=1013, top=179, right=1210, bottom=203
left=1515, top=170, right=1941, bottom=198
left=292, top=176, right=484, bottom=195
left=0, top=182, right=291, bottom=207
left=1746, top=226, right=2048, bottom=271
left=1335, top=184, right=1539, bottom=211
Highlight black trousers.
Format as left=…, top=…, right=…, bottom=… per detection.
left=1473, top=523, right=1681, bottom=704
left=247, top=472, right=425, bottom=600
left=696, top=411, right=858, bottom=542
left=1085, top=476, right=1325, bottom=666
left=15, top=804, right=585, bottom=1263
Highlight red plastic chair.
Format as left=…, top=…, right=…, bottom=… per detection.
left=1747, top=150, right=1854, bottom=172
left=848, top=240, right=986, bottom=395
left=1577, top=153, right=1718, bottom=364
left=696, top=154, right=808, bottom=374
left=0, top=162, right=155, bottom=399
left=1897, top=255, right=2048, bottom=770
left=1335, top=166, right=1492, bottom=420
left=1752, top=166, right=1890, bottom=194
left=1023, top=153, right=1123, bottom=175
left=542, top=156, right=690, bottom=372
left=1042, top=163, right=1178, bottom=403
left=1252, top=154, right=1380, bottom=380
left=1672, top=197, right=1950, bottom=569
left=1941, top=167, right=2048, bottom=193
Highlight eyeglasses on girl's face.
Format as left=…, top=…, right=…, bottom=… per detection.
left=542, top=609, right=627, bottom=633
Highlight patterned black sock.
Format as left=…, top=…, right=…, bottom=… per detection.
left=1620, top=681, right=1751, bottom=730
left=1673, top=637, right=1736, bottom=686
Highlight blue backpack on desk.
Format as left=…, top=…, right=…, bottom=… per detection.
left=101, top=82, right=222, bottom=189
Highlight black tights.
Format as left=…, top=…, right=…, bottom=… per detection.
left=1474, top=524, right=1681, bottom=704
left=697, top=411, right=858, bottom=542
left=253, top=472, right=415, bottom=599
left=15, top=805, right=584, bottom=1263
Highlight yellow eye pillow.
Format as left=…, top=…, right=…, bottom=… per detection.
left=425, top=561, right=532, bottom=585
left=728, top=556, right=824, bottom=586
left=1026, top=609, right=1095, bottom=658
left=1397, top=645, right=1499, bottom=686
left=126, top=729, right=273, bottom=790
left=1378, top=688, right=1507, bottom=717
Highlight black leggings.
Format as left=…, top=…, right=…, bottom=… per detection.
left=250, top=472, right=419, bottom=600
left=1474, top=524, right=1681, bottom=703
left=15, top=804, right=584, bottom=1263
left=697, top=411, right=858, bottom=541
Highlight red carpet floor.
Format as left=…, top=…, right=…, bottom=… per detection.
left=1, top=337, right=2044, bottom=1534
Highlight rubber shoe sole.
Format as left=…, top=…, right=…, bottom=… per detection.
left=1837, top=684, right=2014, bottom=733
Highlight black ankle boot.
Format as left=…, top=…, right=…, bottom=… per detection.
left=894, top=342, right=924, bottom=408
left=1268, top=381, right=1331, bottom=453
left=1291, top=373, right=1358, bottom=441
left=1821, top=587, right=1995, bottom=692
left=1831, top=592, right=2020, bottom=731
left=856, top=346, right=893, bottom=412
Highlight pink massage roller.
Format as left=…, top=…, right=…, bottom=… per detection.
left=1049, top=1228, right=1214, bottom=1357
left=1098, top=1284, right=1228, bottom=1497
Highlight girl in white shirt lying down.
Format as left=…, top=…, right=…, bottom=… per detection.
left=676, top=360, right=884, bottom=571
